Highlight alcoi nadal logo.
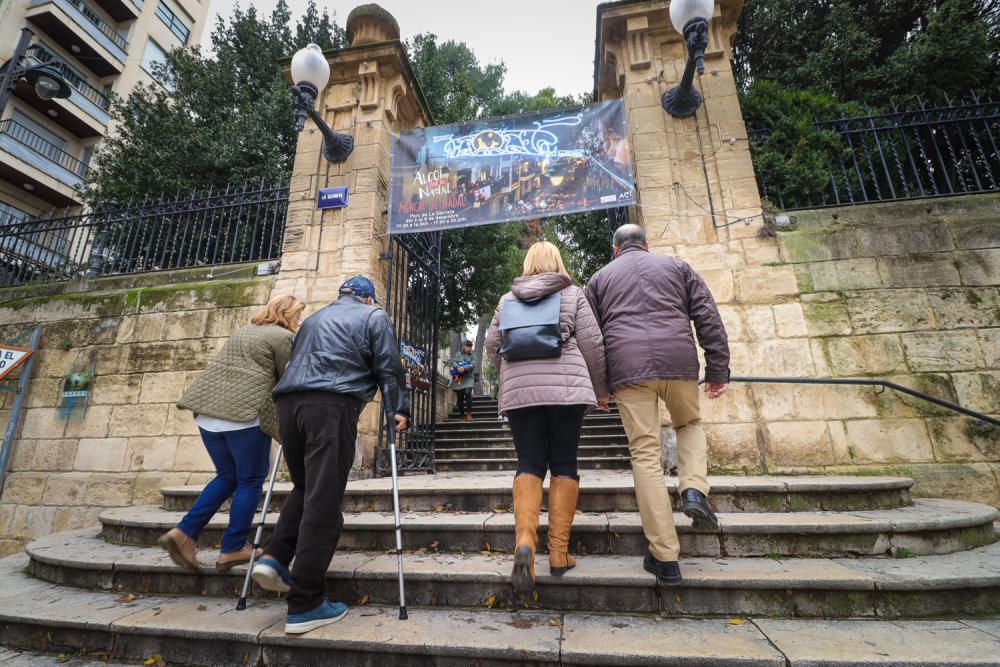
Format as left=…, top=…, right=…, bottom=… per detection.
left=473, top=131, right=503, bottom=151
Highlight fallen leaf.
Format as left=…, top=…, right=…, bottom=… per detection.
left=430, top=541, right=439, bottom=549
left=480, top=625, right=499, bottom=631
left=548, top=619, right=561, bottom=626
left=56, top=655, right=69, bottom=664
left=116, top=593, right=136, bottom=603
left=430, top=593, right=439, bottom=606
left=359, top=595, right=370, bottom=605
left=484, top=540, right=492, bottom=551
left=532, top=590, right=539, bottom=602
left=675, top=594, right=681, bottom=604
left=484, top=594, right=497, bottom=608
left=197, top=605, right=208, bottom=611
left=491, top=508, right=506, bottom=513
left=727, top=619, right=745, bottom=625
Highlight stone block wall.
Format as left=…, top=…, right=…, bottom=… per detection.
left=720, top=194, right=999, bottom=505
left=0, top=266, right=274, bottom=556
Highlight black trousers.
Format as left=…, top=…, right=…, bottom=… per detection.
left=455, top=387, right=473, bottom=413
left=267, top=391, right=364, bottom=615
left=506, top=404, right=588, bottom=480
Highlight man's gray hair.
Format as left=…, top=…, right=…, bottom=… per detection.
left=613, top=224, right=646, bottom=249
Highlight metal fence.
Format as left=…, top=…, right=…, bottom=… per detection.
left=751, top=92, right=1000, bottom=210
left=0, top=180, right=289, bottom=288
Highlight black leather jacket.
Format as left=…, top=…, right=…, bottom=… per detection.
left=273, top=295, right=410, bottom=418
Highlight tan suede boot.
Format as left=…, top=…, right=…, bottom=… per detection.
left=547, top=476, right=579, bottom=576
left=511, top=473, right=543, bottom=595
left=157, top=527, right=199, bottom=571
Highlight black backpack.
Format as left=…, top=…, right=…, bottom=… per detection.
left=497, top=292, right=563, bottom=361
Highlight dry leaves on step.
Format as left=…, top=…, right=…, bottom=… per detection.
left=549, top=618, right=561, bottom=627
left=143, top=655, right=166, bottom=667
left=483, top=594, right=497, bottom=608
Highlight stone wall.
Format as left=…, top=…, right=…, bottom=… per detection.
left=0, top=266, right=273, bottom=556
left=692, top=194, right=999, bottom=505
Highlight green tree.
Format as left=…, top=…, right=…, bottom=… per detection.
left=733, top=0, right=1000, bottom=107
left=83, top=0, right=345, bottom=205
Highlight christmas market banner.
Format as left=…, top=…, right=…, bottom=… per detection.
left=388, top=100, right=635, bottom=234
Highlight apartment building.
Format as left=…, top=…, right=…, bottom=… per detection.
left=0, top=0, right=212, bottom=222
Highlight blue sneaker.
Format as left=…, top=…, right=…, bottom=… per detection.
left=285, top=600, right=348, bottom=634
left=251, top=556, right=291, bottom=593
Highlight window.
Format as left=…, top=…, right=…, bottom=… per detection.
left=0, top=201, right=32, bottom=227
left=155, top=0, right=191, bottom=44
left=141, top=38, right=172, bottom=90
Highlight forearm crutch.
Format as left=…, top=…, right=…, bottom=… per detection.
left=382, top=389, right=408, bottom=620
left=236, top=443, right=283, bottom=611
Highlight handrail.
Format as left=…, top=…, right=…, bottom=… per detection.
left=710, top=376, right=999, bottom=427
left=63, top=0, right=129, bottom=51
left=0, top=119, right=89, bottom=177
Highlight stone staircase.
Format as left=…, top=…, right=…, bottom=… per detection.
left=437, top=396, right=632, bottom=471
left=3, top=464, right=1000, bottom=664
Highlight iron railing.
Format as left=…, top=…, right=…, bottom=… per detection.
left=0, top=119, right=89, bottom=178
left=63, top=0, right=129, bottom=51
left=27, top=43, right=111, bottom=110
left=376, top=230, right=442, bottom=477
left=751, top=92, right=1000, bottom=210
left=0, top=180, right=289, bottom=287
left=718, top=376, right=999, bottom=427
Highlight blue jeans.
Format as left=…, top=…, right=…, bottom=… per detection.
left=177, top=425, right=271, bottom=553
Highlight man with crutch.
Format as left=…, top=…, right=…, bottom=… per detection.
left=251, top=276, right=410, bottom=635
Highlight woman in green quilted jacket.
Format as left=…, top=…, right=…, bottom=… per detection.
left=158, top=294, right=304, bottom=572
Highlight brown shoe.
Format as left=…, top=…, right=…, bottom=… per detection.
left=511, top=473, right=543, bottom=595
left=464, top=411, right=474, bottom=422
left=158, top=527, right=199, bottom=572
left=216, top=544, right=254, bottom=572
left=547, top=476, right=579, bottom=576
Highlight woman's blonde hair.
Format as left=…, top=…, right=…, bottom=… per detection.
left=251, top=295, right=306, bottom=332
left=522, top=241, right=570, bottom=277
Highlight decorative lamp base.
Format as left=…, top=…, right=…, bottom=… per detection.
left=661, top=85, right=702, bottom=118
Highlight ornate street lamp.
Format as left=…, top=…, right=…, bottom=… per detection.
left=290, top=43, right=354, bottom=163
left=0, top=28, right=72, bottom=114
left=661, top=0, right=714, bottom=118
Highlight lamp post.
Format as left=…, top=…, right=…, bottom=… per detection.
left=0, top=28, right=72, bottom=115
left=661, top=0, right=714, bottom=118
left=290, top=43, right=354, bottom=163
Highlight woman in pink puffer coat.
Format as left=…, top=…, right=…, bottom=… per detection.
left=485, top=241, right=609, bottom=597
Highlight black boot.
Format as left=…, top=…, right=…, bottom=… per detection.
left=681, top=488, right=719, bottom=531
left=643, top=553, right=682, bottom=585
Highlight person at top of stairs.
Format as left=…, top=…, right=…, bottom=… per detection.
left=586, top=224, right=730, bottom=586
left=447, top=340, right=477, bottom=421
left=486, top=241, right=610, bottom=597
left=160, top=295, right=304, bottom=574
left=251, top=275, right=411, bottom=636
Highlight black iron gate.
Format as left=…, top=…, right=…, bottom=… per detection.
left=375, top=230, right=442, bottom=477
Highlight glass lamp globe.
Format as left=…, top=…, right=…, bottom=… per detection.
left=669, top=0, right=714, bottom=33
left=25, top=66, right=71, bottom=101
left=290, top=43, right=330, bottom=90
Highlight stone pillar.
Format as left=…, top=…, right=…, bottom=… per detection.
left=272, top=5, right=431, bottom=477
left=596, top=1, right=817, bottom=472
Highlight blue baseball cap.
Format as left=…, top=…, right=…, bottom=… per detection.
left=339, top=275, right=380, bottom=303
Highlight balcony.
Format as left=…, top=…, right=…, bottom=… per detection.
left=12, top=44, right=110, bottom=138
left=93, top=0, right=142, bottom=22
left=0, top=119, right=87, bottom=206
left=26, top=0, right=128, bottom=77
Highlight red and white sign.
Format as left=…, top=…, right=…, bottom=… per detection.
left=0, top=345, right=33, bottom=381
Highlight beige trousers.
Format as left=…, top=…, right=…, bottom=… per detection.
left=615, top=380, right=709, bottom=561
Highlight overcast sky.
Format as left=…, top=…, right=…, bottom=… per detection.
left=202, top=0, right=606, bottom=97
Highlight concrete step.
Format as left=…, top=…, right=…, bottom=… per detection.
left=435, top=456, right=631, bottom=472
left=435, top=446, right=629, bottom=461
left=12, top=547, right=1000, bottom=667
left=434, top=424, right=627, bottom=440
left=22, top=534, right=1000, bottom=620
left=97, top=499, right=998, bottom=558
left=161, top=473, right=917, bottom=514
left=435, top=434, right=628, bottom=447
left=434, top=414, right=624, bottom=431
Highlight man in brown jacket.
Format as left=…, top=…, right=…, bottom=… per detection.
left=585, top=224, right=730, bottom=584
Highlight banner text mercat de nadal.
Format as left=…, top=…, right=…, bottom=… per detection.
left=388, top=100, right=636, bottom=234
